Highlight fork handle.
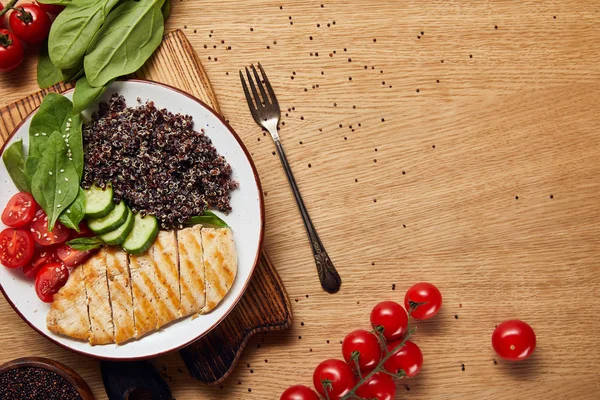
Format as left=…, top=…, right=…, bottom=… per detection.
left=273, top=139, right=342, bottom=294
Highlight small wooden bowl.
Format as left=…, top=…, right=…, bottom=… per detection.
left=0, top=357, right=94, bottom=399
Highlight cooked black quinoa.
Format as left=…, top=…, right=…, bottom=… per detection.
left=82, top=94, right=237, bottom=229
left=0, top=367, right=82, bottom=400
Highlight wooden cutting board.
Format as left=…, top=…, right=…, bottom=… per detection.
left=0, top=30, right=292, bottom=387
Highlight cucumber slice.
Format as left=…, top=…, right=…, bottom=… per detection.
left=100, top=208, right=135, bottom=245
left=88, top=201, right=128, bottom=234
left=122, top=213, right=159, bottom=255
left=84, top=184, right=114, bottom=219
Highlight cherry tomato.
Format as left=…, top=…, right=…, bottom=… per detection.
left=280, top=385, right=320, bottom=400
left=384, top=340, right=423, bottom=378
left=30, top=209, right=69, bottom=246
left=69, top=222, right=93, bottom=239
left=23, top=246, right=59, bottom=279
left=492, top=320, right=536, bottom=361
left=56, top=244, right=91, bottom=268
left=0, top=228, right=34, bottom=269
left=35, top=1, right=64, bottom=14
left=2, top=192, right=38, bottom=228
left=370, top=301, right=408, bottom=341
left=404, top=282, right=442, bottom=320
left=35, top=262, right=68, bottom=302
left=0, top=29, right=24, bottom=72
left=342, top=329, right=382, bottom=372
left=9, top=3, right=51, bottom=44
left=355, top=372, right=396, bottom=400
left=312, top=359, right=356, bottom=400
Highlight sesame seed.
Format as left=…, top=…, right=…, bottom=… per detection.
left=57, top=204, right=61, bottom=208
left=34, top=133, right=39, bottom=137
left=48, top=171, right=53, bottom=176
left=64, top=178, right=69, bottom=182
left=66, top=210, right=71, bottom=214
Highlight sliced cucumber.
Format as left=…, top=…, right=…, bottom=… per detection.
left=100, top=208, right=135, bottom=245
left=88, top=201, right=128, bottom=234
left=84, top=184, right=115, bottom=219
left=122, top=213, right=159, bottom=255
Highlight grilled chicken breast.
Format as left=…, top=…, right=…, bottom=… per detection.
left=152, top=230, right=182, bottom=328
left=201, top=228, right=237, bottom=314
left=84, top=249, right=114, bottom=345
left=106, top=248, right=135, bottom=344
left=177, top=225, right=206, bottom=316
left=47, top=265, right=90, bottom=341
left=129, top=252, right=158, bottom=339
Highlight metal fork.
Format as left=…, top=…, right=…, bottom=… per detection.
left=240, top=63, right=342, bottom=294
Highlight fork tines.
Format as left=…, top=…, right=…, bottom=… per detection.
left=239, top=63, right=280, bottom=127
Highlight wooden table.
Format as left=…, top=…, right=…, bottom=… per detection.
left=1, top=1, right=599, bottom=399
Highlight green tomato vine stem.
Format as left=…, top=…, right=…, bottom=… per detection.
left=0, top=0, right=19, bottom=18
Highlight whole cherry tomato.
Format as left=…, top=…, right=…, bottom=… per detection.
left=35, top=1, right=64, bottom=14
left=0, top=29, right=24, bottom=72
left=280, top=385, right=320, bottom=400
left=0, top=228, right=35, bottom=269
left=9, top=3, right=51, bottom=44
left=384, top=340, right=423, bottom=378
left=355, top=372, right=396, bottom=400
left=404, top=282, right=442, bottom=320
left=2, top=192, right=38, bottom=228
left=342, top=329, right=382, bottom=372
left=370, top=301, right=408, bottom=341
left=313, top=359, right=356, bottom=400
left=492, top=320, right=536, bottom=361
left=34, top=262, right=68, bottom=302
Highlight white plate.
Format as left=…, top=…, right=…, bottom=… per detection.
left=0, top=80, right=264, bottom=360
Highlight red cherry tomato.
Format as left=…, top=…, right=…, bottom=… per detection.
left=23, top=246, right=59, bottom=279
left=355, top=372, right=396, bottom=400
left=384, top=340, right=423, bottom=378
left=370, top=301, right=408, bottom=341
left=9, top=3, right=51, bottom=44
left=342, top=329, right=382, bottom=372
left=69, top=222, right=93, bottom=239
left=56, top=244, right=91, bottom=268
left=280, top=385, right=320, bottom=400
left=30, top=209, right=69, bottom=246
left=34, top=262, right=68, bottom=302
left=312, top=359, right=356, bottom=400
left=404, top=282, right=442, bottom=320
left=35, top=1, right=64, bottom=14
left=0, top=29, right=24, bottom=72
left=2, top=192, right=38, bottom=228
left=0, top=228, right=35, bottom=269
left=492, top=320, right=536, bottom=361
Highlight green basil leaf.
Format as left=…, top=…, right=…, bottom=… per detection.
left=72, top=76, right=112, bottom=114
left=29, top=93, right=72, bottom=158
left=2, top=139, right=30, bottom=193
left=59, top=187, right=86, bottom=231
left=185, top=210, right=229, bottom=228
left=66, top=236, right=104, bottom=251
left=24, top=156, right=39, bottom=189
left=31, top=132, right=80, bottom=231
left=49, top=0, right=120, bottom=70
left=37, top=42, right=63, bottom=90
left=84, top=0, right=164, bottom=87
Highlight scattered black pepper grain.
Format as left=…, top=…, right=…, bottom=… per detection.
left=455, top=315, right=459, bottom=319
left=392, top=284, right=396, bottom=290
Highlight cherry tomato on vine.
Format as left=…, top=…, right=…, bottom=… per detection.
left=342, top=329, right=382, bottom=372
left=492, top=320, right=536, bottom=361
left=9, top=3, right=51, bottom=44
left=0, top=228, right=35, bottom=269
left=2, top=192, right=37, bottom=228
left=384, top=340, right=423, bottom=378
left=35, top=1, right=64, bottom=14
left=280, top=385, right=320, bottom=400
left=355, top=372, right=396, bottom=400
left=312, top=359, right=356, bottom=400
left=370, top=301, right=408, bottom=341
left=34, top=262, right=68, bottom=302
left=404, top=282, right=442, bottom=320
left=0, top=29, right=24, bottom=72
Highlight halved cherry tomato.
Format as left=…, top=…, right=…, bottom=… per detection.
left=370, top=301, right=408, bottom=341
left=8, top=3, right=51, bottom=44
left=35, top=1, right=64, bottom=14
left=342, top=329, right=382, bottom=372
left=492, top=320, right=536, bottom=361
left=23, top=246, right=59, bottom=279
left=384, top=340, right=423, bottom=378
left=313, top=359, right=356, bottom=400
left=57, top=244, right=91, bottom=268
left=355, top=372, right=396, bottom=400
left=404, top=282, right=443, bottom=320
left=0, top=228, right=34, bottom=269
left=0, top=28, right=24, bottom=72
left=35, top=262, right=68, bottom=302
left=30, top=209, right=69, bottom=246
left=2, top=192, right=37, bottom=228
left=280, top=385, right=320, bottom=400
left=69, top=222, right=93, bottom=239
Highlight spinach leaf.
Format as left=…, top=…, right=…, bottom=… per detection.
left=29, top=93, right=72, bottom=158
left=84, top=0, right=164, bottom=87
left=59, top=187, right=86, bottom=231
left=67, top=112, right=84, bottom=179
left=185, top=210, right=229, bottom=228
left=72, top=76, right=112, bottom=114
left=66, top=236, right=104, bottom=251
left=161, top=0, right=171, bottom=21
left=62, top=64, right=84, bottom=83
left=31, top=132, right=80, bottom=231
left=24, top=157, right=39, bottom=189
left=37, top=42, right=63, bottom=90
left=49, top=0, right=120, bottom=70
left=2, top=139, right=30, bottom=193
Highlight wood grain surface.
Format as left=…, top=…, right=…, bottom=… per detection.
left=1, top=1, right=600, bottom=399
